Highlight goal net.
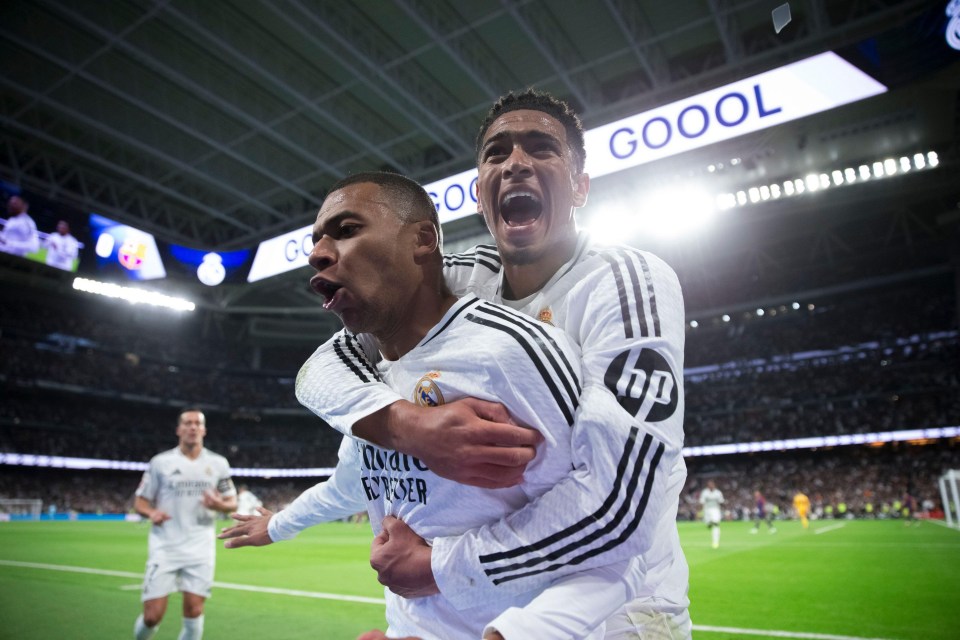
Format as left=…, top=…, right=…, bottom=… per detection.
left=0, top=499, right=43, bottom=521
left=939, top=470, right=960, bottom=527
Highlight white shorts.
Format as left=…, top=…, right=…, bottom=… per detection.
left=141, top=559, right=214, bottom=602
left=703, top=507, right=722, bottom=525
left=604, top=597, right=692, bottom=640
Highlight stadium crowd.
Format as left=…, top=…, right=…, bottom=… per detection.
left=1, top=274, right=957, bottom=515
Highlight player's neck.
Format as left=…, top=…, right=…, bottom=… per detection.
left=376, top=285, right=457, bottom=361
left=501, top=236, right=577, bottom=300
left=179, top=442, right=202, bottom=460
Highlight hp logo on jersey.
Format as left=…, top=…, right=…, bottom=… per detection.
left=604, top=348, right=678, bottom=422
left=413, top=372, right=445, bottom=407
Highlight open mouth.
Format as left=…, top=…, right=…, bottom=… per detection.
left=310, top=276, right=343, bottom=308
left=500, top=191, right=543, bottom=227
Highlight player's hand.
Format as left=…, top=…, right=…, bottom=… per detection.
left=370, top=516, right=438, bottom=598
left=202, top=489, right=221, bottom=509
left=356, top=630, right=421, bottom=640
left=219, top=507, right=275, bottom=548
left=149, top=510, right=171, bottom=525
left=365, top=398, right=541, bottom=489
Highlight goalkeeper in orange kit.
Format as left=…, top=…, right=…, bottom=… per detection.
left=793, top=491, right=811, bottom=529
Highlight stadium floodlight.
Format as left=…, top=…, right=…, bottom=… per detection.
left=72, top=277, right=195, bottom=312
left=586, top=186, right=716, bottom=243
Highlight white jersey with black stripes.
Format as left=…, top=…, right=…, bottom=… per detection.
left=295, top=233, right=689, bottom=636
left=288, top=295, right=623, bottom=640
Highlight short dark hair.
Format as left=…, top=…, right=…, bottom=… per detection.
left=327, top=171, right=440, bottom=233
left=475, top=89, right=586, bottom=174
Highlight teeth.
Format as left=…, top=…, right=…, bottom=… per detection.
left=502, top=191, right=539, bottom=206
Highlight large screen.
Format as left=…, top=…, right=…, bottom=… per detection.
left=1, top=188, right=87, bottom=273
left=88, top=213, right=166, bottom=281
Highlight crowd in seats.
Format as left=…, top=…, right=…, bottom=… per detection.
left=0, top=467, right=326, bottom=516
left=0, top=393, right=343, bottom=469
left=1, top=273, right=958, bottom=516
left=681, top=441, right=956, bottom=521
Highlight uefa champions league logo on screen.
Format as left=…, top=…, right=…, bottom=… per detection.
left=948, top=0, right=960, bottom=50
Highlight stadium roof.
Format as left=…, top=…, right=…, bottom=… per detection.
left=1, top=0, right=957, bottom=323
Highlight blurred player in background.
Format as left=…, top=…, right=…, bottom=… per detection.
left=793, top=490, right=811, bottom=529
left=133, top=409, right=237, bottom=640
left=0, top=195, right=39, bottom=257
left=235, top=484, right=263, bottom=517
left=699, top=480, right=724, bottom=549
left=43, top=219, right=80, bottom=270
left=750, top=490, right=777, bottom=534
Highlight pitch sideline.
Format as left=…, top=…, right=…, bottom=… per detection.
left=0, top=559, right=899, bottom=640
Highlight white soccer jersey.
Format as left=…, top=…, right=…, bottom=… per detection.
left=699, top=488, right=724, bottom=524
left=43, top=233, right=80, bottom=270
left=0, top=213, right=39, bottom=256
left=236, top=490, right=263, bottom=516
left=136, top=447, right=236, bottom=565
left=296, top=233, right=688, bottom=630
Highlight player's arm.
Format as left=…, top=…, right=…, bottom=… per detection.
left=134, top=496, right=170, bottom=525
left=220, top=437, right=367, bottom=548
left=424, top=251, right=685, bottom=608
left=296, top=314, right=540, bottom=489
left=485, top=559, right=634, bottom=640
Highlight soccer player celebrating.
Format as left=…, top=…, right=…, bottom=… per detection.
left=699, top=480, right=725, bottom=548
left=292, top=90, right=690, bottom=638
left=223, top=172, right=633, bottom=639
left=133, top=409, right=236, bottom=640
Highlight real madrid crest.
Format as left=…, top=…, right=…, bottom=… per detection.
left=414, top=371, right=445, bottom=407
left=537, top=307, right=554, bottom=325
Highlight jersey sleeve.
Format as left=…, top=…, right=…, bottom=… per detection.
left=268, top=437, right=368, bottom=542
left=294, top=246, right=498, bottom=437
left=135, top=459, right=160, bottom=503
left=296, top=330, right=401, bottom=437
left=217, top=459, right=237, bottom=498
left=430, top=248, right=686, bottom=609
left=485, top=559, right=634, bottom=640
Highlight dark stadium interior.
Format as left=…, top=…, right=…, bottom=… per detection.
left=1, top=1, right=958, bottom=520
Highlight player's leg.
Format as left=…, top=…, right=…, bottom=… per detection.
left=179, top=593, right=206, bottom=640
left=178, top=562, right=213, bottom=640
left=136, top=559, right=177, bottom=639
left=799, top=509, right=809, bottom=529
left=135, top=597, right=168, bottom=640
left=711, top=522, right=720, bottom=548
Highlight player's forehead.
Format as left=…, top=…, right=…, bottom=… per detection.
left=481, top=109, right=567, bottom=146
left=179, top=411, right=204, bottom=425
left=314, top=183, right=393, bottom=230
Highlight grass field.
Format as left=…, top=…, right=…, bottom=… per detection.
left=0, top=518, right=957, bottom=639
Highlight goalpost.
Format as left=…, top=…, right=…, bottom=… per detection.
left=939, top=470, right=960, bottom=527
left=0, top=499, right=43, bottom=521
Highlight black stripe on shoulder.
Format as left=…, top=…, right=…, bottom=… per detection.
left=599, top=252, right=635, bottom=339
left=422, top=298, right=481, bottom=347
left=616, top=248, right=660, bottom=337
left=333, top=335, right=370, bottom=383
left=344, top=333, right=380, bottom=381
left=464, top=313, right=575, bottom=426
left=476, top=302, right=581, bottom=399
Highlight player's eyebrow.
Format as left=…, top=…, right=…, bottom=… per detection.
left=311, top=211, right=358, bottom=245
left=481, top=129, right=562, bottom=152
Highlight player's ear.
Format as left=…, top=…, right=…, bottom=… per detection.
left=413, top=220, right=440, bottom=259
left=572, top=172, right=590, bottom=208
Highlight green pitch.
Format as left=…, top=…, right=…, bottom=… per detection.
left=0, top=519, right=957, bottom=639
